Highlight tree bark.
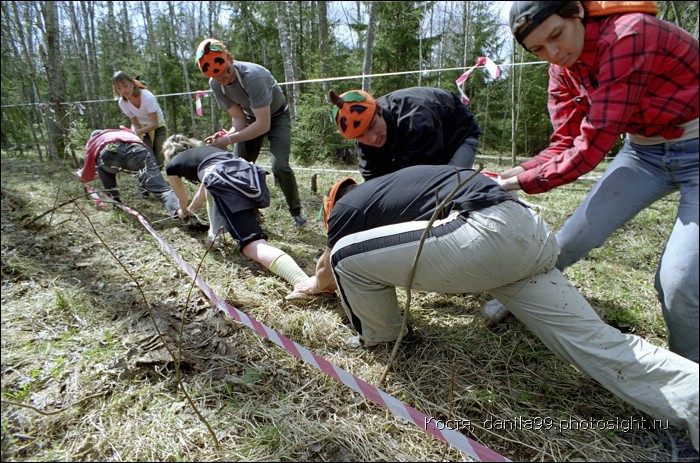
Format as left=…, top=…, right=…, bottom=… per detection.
left=40, top=0, right=69, bottom=159
left=67, top=2, right=99, bottom=129
left=105, top=2, right=117, bottom=74
left=122, top=1, right=134, bottom=51
left=276, top=1, right=297, bottom=119
left=462, top=1, right=471, bottom=68
left=362, top=1, right=377, bottom=92
left=168, top=0, right=196, bottom=136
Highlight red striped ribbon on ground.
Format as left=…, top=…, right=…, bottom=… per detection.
left=83, top=184, right=511, bottom=462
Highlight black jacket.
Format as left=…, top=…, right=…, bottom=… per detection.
left=198, top=152, right=270, bottom=213
left=357, top=87, right=482, bottom=180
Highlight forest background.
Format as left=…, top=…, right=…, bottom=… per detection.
left=2, top=1, right=696, bottom=166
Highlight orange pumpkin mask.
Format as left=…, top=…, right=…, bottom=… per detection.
left=328, top=89, right=377, bottom=140
left=196, top=39, right=230, bottom=78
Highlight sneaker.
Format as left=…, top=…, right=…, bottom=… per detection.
left=402, top=325, right=423, bottom=345
left=292, top=214, right=307, bottom=228
left=345, top=334, right=364, bottom=349
left=480, top=299, right=510, bottom=325
left=345, top=325, right=423, bottom=350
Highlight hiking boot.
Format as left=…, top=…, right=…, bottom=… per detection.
left=480, top=299, right=510, bottom=325
left=292, top=214, right=307, bottom=228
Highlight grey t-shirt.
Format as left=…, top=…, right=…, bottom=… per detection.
left=210, top=61, right=287, bottom=118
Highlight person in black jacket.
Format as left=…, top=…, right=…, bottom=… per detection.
left=328, top=87, right=482, bottom=180
left=163, top=134, right=227, bottom=245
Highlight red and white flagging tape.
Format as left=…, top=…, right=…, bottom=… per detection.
left=83, top=184, right=510, bottom=462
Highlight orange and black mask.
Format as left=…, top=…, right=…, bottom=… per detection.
left=196, top=39, right=229, bottom=78
left=328, top=90, right=377, bottom=140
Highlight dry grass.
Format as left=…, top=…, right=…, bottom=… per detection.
left=1, top=149, right=696, bottom=462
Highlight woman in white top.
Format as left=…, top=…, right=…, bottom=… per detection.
left=112, top=71, right=167, bottom=167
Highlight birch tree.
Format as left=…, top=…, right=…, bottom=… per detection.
left=5, top=3, right=46, bottom=156
left=167, top=0, right=197, bottom=136
left=462, top=1, right=472, bottom=68
left=79, top=1, right=100, bottom=108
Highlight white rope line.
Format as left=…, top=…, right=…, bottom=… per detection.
left=2, top=61, right=548, bottom=109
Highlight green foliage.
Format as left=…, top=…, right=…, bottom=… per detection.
left=372, top=2, right=424, bottom=94
left=658, top=0, right=699, bottom=31
left=291, top=90, right=355, bottom=166
left=1, top=1, right=698, bottom=163
left=229, top=2, right=284, bottom=76
left=55, top=290, right=70, bottom=312
left=512, top=52, right=552, bottom=156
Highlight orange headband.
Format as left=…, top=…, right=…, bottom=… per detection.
left=321, top=177, right=357, bottom=232
left=586, top=1, right=658, bottom=17
left=328, top=90, right=377, bottom=140
left=196, top=39, right=230, bottom=78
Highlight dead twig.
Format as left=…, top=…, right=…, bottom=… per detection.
left=1, top=391, right=106, bottom=416
left=26, top=188, right=120, bottom=226
left=71, top=194, right=222, bottom=450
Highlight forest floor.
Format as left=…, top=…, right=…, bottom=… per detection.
left=1, top=149, right=697, bottom=462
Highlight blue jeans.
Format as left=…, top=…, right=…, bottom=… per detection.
left=556, top=137, right=699, bottom=362
left=97, top=143, right=179, bottom=215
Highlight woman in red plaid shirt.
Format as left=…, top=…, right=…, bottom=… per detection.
left=491, top=1, right=698, bottom=363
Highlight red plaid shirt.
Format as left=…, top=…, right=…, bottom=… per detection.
left=518, top=13, right=699, bottom=193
